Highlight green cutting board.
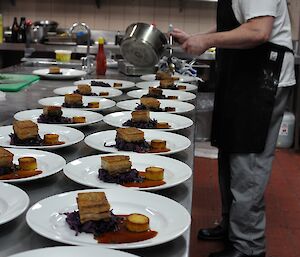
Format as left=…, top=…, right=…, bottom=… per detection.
left=0, top=74, right=40, bottom=92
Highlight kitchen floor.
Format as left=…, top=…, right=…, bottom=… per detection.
left=190, top=148, right=300, bottom=257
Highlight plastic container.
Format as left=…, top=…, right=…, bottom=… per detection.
left=276, top=111, right=295, bottom=148
left=55, top=50, right=72, bottom=62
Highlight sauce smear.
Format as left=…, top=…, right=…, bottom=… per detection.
left=0, top=169, right=42, bottom=180
left=122, top=171, right=165, bottom=188
left=149, top=147, right=170, bottom=153
left=96, top=215, right=157, bottom=244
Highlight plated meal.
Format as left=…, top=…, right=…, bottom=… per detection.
left=127, top=88, right=196, bottom=101
left=121, top=110, right=170, bottom=129
left=65, top=191, right=158, bottom=244
left=0, top=122, right=84, bottom=149
left=6, top=246, right=141, bottom=257
left=9, top=120, right=64, bottom=147
left=103, top=111, right=193, bottom=131
left=74, top=79, right=135, bottom=90
left=0, top=182, right=29, bottom=225
left=0, top=147, right=42, bottom=180
left=136, top=81, right=198, bottom=92
left=26, top=189, right=191, bottom=248
left=0, top=148, right=66, bottom=182
left=33, top=67, right=87, bottom=80
left=117, top=99, right=195, bottom=114
left=84, top=128, right=191, bottom=155
left=38, top=95, right=116, bottom=112
left=63, top=153, right=192, bottom=191
left=114, top=127, right=169, bottom=153
left=140, top=71, right=198, bottom=83
left=98, top=155, right=165, bottom=188
left=54, top=85, right=122, bottom=98
left=135, top=97, right=175, bottom=112
left=14, top=108, right=103, bottom=127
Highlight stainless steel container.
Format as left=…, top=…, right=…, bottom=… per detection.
left=120, top=23, right=168, bottom=67
left=31, top=25, right=44, bottom=43
left=33, top=20, right=58, bottom=33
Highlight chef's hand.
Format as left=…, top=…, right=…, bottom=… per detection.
left=182, top=34, right=210, bottom=55
left=170, top=28, right=190, bottom=44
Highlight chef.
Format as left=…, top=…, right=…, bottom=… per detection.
left=172, top=1, right=295, bottom=257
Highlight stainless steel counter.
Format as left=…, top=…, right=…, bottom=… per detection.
left=0, top=42, right=215, bottom=61
left=0, top=66, right=196, bottom=257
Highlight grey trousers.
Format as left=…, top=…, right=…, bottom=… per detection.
left=218, top=87, right=291, bottom=256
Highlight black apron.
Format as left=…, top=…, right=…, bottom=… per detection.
left=211, top=0, right=293, bottom=153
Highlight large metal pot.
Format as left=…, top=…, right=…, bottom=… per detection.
left=120, top=23, right=168, bottom=67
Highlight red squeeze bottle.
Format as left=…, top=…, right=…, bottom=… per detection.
left=96, top=37, right=107, bottom=75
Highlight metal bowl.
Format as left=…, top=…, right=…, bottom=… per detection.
left=120, top=23, right=168, bottom=68
left=33, top=20, right=58, bottom=32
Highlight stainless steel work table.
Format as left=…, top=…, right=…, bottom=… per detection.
left=0, top=65, right=196, bottom=257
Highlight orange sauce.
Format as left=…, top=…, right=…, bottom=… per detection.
left=122, top=171, right=165, bottom=188
left=149, top=147, right=170, bottom=153
left=96, top=215, right=157, bottom=244
left=43, top=141, right=65, bottom=146
left=0, top=169, right=42, bottom=180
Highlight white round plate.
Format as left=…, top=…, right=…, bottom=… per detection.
left=103, top=111, right=193, bottom=131
left=63, top=153, right=192, bottom=191
left=7, top=246, right=140, bottom=257
left=33, top=68, right=87, bottom=80
left=26, top=188, right=191, bottom=249
left=74, top=79, right=135, bottom=90
left=1, top=148, right=66, bottom=183
left=14, top=109, right=103, bottom=127
left=116, top=99, right=195, bottom=114
left=84, top=129, right=191, bottom=155
left=127, top=89, right=196, bottom=101
left=140, top=73, right=198, bottom=83
left=0, top=183, right=29, bottom=225
left=53, top=86, right=122, bottom=98
left=38, top=96, right=116, bottom=112
left=0, top=124, right=84, bottom=149
left=136, top=81, right=197, bottom=91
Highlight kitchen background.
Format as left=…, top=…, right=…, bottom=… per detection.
left=0, top=0, right=299, bottom=38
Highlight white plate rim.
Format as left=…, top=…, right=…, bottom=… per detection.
left=53, top=86, right=123, bottom=98
left=0, top=124, right=85, bottom=149
left=38, top=96, right=116, bottom=112
left=84, top=129, right=191, bottom=155
left=103, top=111, right=193, bottom=131
left=6, top=246, right=141, bottom=257
left=136, top=81, right=198, bottom=91
left=14, top=109, right=103, bottom=127
left=140, top=73, right=199, bottom=83
left=63, top=152, right=192, bottom=191
left=26, top=188, right=191, bottom=249
left=32, top=68, right=87, bottom=79
left=74, top=79, right=136, bottom=90
left=127, top=89, right=196, bottom=101
left=1, top=148, right=66, bottom=183
left=116, top=99, right=195, bottom=114
left=0, top=182, right=30, bottom=225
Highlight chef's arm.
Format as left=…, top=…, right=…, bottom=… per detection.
left=204, top=26, right=217, bottom=34
left=207, top=16, right=274, bottom=48
left=178, top=16, right=274, bottom=55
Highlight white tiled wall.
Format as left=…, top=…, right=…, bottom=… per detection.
left=0, top=0, right=216, bottom=34
left=0, top=0, right=299, bottom=39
